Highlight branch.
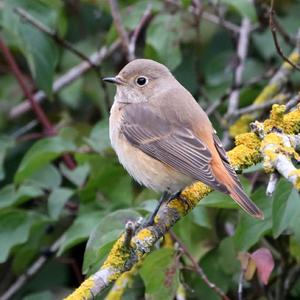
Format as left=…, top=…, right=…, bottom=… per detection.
left=128, top=4, right=153, bottom=59
left=9, top=40, right=121, bottom=119
left=269, top=0, right=300, bottom=71
left=64, top=104, right=300, bottom=300
left=170, top=232, right=230, bottom=300
left=0, top=236, right=64, bottom=300
left=109, top=0, right=133, bottom=61
left=223, top=17, right=251, bottom=146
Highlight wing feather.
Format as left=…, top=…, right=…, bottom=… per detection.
left=121, top=104, right=228, bottom=193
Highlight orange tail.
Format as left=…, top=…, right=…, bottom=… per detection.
left=229, top=184, right=264, bottom=220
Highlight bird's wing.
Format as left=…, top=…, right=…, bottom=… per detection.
left=121, top=103, right=228, bottom=193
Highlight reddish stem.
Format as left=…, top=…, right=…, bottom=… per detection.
left=0, top=37, right=76, bottom=169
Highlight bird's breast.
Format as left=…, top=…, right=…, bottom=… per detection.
left=109, top=102, right=193, bottom=193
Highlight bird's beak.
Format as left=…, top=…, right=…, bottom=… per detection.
left=102, top=76, right=123, bottom=85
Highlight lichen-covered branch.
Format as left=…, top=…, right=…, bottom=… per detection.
left=64, top=104, right=300, bottom=300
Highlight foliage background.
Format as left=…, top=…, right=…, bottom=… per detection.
left=0, top=0, right=300, bottom=299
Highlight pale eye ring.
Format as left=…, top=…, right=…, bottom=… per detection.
left=135, top=76, right=148, bottom=86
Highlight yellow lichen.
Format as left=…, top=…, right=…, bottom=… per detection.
left=102, top=235, right=130, bottom=276
left=228, top=145, right=261, bottom=170
left=234, top=132, right=261, bottom=150
left=167, top=197, right=188, bottom=216
left=163, top=233, right=174, bottom=249
left=282, top=51, right=300, bottom=70
left=181, top=181, right=212, bottom=207
left=64, top=277, right=94, bottom=300
left=263, top=104, right=286, bottom=131
left=288, top=169, right=300, bottom=190
left=283, top=104, right=300, bottom=134
left=105, top=263, right=140, bottom=300
left=133, top=228, right=153, bottom=242
left=229, top=114, right=253, bottom=137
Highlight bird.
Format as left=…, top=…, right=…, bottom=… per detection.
left=103, top=59, right=263, bottom=223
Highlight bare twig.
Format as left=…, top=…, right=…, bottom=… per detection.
left=233, top=94, right=288, bottom=116
left=0, top=36, right=76, bottom=169
left=170, top=232, right=230, bottom=300
left=269, top=0, right=300, bottom=71
left=227, top=18, right=251, bottom=117
left=223, top=17, right=251, bottom=146
left=285, top=93, right=300, bottom=111
left=128, top=4, right=153, bottom=58
left=0, top=237, right=64, bottom=300
left=109, top=0, right=133, bottom=61
left=9, top=40, right=121, bottom=119
left=123, top=221, right=135, bottom=248
left=238, top=270, right=244, bottom=300
left=14, top=7, right=111, bottom=113
left=266, top=172, right=280, bottom=196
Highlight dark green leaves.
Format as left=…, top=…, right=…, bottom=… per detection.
left=83, top=209, right=142, bottom=274
left=1, top=0, right=61, bottom=95
left=140, top=248, right=179, bottom=300
left=0, top=209, right=47, bottom=263
left=146, top=14, right=182, bottom=70
left=15, top=136, right=76, bottom=183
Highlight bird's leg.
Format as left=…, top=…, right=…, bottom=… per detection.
left=144, top=191, right=170, bottom=226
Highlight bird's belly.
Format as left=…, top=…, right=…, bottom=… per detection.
left=109, top=106, right=193, bottom=193
left=113, top=136, right=193, bottom=192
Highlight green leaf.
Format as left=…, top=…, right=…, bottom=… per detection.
left=200, top=191, right=237, bottom=209
left=26, top=164, right=62, bottom=190
left=83, top=209, right=142, bottom=274
left=58, top=211, right=104, bottom=255
left=0, top=135, right=15, bottom=181
left=272, top=179, right=300, bottom=238
left=192, top=248, right=230, bottom=300
left=2, top=0, right=60, bottom=96
left=220, top=0, right=257, bottom=21
left=77, top=154, right=133, bottom=205
left=23, top=291, right=53, bottom=300
left=192, top=205, right=213, bottom=229
left=140, top=248, right=179, bottom=300
left=234, top=188, right=272, bottom=251
left=60, top=163, right=90, bottom=187
left=85, top=119, right=111, bottom=154
left=146, top=14, right=182, bottom=70
left=0, top=184, right=44, bottom=209
left=48, top=188, right=74, bottom=220
left=0, top=209, right=46, bottom=263
left=15, top=136, right=76, bottom=183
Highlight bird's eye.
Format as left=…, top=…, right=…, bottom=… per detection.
left=136, top=76, right=148, bottom=86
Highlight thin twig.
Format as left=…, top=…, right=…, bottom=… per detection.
left=269, top=0, right=300, bottom=72
left=128, top=4, right=153, bottom=58
left=227, top=18, right=251, bottom=117
left=109, top=0, right=133, bottom=61
left=223, top=17, right=251, bottom=146
left=232, top=95, right=288, bottom=116
left=238, top=270, right=244, bottom=300
left=266, top=172, right=280, bottom=196
left=0, top=236, right=64, bottom=300
left=170, top=232, right=230, bottom=300
left=14, top=7, right=111, bottom=113
left=285, top=93, right=300, bottom=111
left=0, top=36, right=76, bottom=169
left=123, top=221, right=135, bottom=248
left=9, top=40, right=121, bottom=119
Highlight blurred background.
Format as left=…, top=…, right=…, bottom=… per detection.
left=0, top=0, right=300, bottom=299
